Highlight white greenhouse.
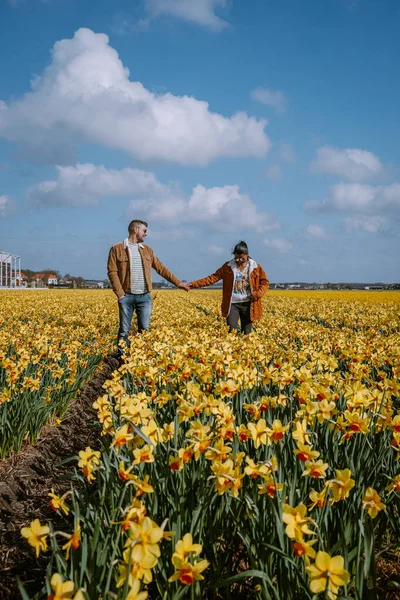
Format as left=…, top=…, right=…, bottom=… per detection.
left=0, top=251, right=21, bottom=288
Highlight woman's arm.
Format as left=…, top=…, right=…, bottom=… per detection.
left=190, top=266, right=224, bottom=289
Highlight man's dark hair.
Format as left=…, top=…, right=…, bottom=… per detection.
left=128, top=220, right=148, bottom=234
left=233, top=241, right=249, bottom=255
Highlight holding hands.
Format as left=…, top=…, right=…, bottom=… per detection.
left=178, top=282, right=191, bottom=292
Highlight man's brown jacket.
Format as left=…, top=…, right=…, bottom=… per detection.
left=107, top=239, right=181, bottom=299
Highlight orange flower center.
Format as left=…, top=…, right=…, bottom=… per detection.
left=180, top=570, right=195, bottom=585
left=349, top=423, right=361, bottom=432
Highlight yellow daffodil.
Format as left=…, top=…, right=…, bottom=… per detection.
left=173, top=533, right=202, bottom=561
left=302, top=459, right=329, bottom=479
left=48, top=573, right=84, bottom=600
left=257, top=477, right=284, bottom=497
left=294, top=442, right=320, bottom=463
left=48, top=489, right=70, bottom=515
left=62, top=524, right=81, bottom=559
left=125, top=580, right=149, bottom=600
left=168, top=555, right=209, bottom=585
left=306, top=551, right=350, bottom=599
left=266, top=419, right=290, bottom=444
left=327, top=469, right=355, bottom=503
left=282, top=504, right=316, bottom=540
left=21, top=519, right=50, bottom=557
left=247, top=418, right=268, bottom=448
left=362, top=487, right=386, bottom=518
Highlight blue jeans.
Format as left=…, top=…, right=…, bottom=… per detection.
left=117, top=292, right=152, bottom=353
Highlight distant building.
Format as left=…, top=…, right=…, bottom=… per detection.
left=82, top=280, right=105, bottom=289
left=47, top=274, right=58, bottom=285
left=17, top=272, right=28, bottom=287
left=0, top=251, right=21, bottom=287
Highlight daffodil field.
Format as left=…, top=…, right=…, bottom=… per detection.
left=0, top=291, right=115, bottom=457
left=4, top=290, right=400, bottom=599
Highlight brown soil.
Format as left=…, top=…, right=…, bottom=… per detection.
left=0, top=356, right=119, bottom=600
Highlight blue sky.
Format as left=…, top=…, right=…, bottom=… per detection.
left=0, top=0, right=399, bottom=282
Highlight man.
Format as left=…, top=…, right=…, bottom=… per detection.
left=107, top=219, right=189, bottom=354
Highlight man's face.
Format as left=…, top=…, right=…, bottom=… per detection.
left=135, top=225, right=147, bottom=243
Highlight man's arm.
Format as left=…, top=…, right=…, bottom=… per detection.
left=107, top=247, right=125, bottom=299
left=152, top=254, right=186, bottom=288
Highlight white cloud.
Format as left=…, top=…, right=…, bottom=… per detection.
left=279, top=142, right=296, bottom=163
left=185, top=184, right=279, bottom=232
left=306, top=224, right=327, bottom=239
left=265, top=164, right=282, bottom=181
left=344, top=216, right=387, bottom=233
left=310, top=146, right=383, bottom=181
left=0, top=28, right=270, bottom=166
left=142, top=0, right=230, bottom=31
left=251, top=88, right=288, bottom=114
left=28, top=163, right=280, bottom=233
left=0, top=195, right=16, bottom=218
left=28, top=164, right=176, bottom=207
left=306, top=182, right=400, bottom=215
left=264, top=237, right=292, bottom=253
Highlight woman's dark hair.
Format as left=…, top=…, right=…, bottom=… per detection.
left=233, top=241, right=248, bottom=255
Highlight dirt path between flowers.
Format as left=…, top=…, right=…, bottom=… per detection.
left=0, top=356, right=119, bottom=600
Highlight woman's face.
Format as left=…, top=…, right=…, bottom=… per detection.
left=234, top=253, right=248, bottom=266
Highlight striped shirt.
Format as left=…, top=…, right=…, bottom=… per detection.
left=128, top=243, right=148, bottom=294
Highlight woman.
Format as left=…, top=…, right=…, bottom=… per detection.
left=189, top=241, right=269, bottom=334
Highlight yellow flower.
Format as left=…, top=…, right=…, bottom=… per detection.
left=168, top=555, right=209, bottom=585
left=244, top=456, right=272, bottom=479
left=257, top=477, right=284, bottom=497
left=327, top=469, right=355, bottom=503
left=118, top=499, right=147, bottom=530
left=125, top=517, right=164, bottom=562
left=306, top=551, right=350, bottom=599
left=214, top=378, right=240, bottom=398
left=141, top=419, right=161, bottom=446
left=125, top=580, right=149, bottom=600
left=118, top=461, right=135, bottom=482
left=173, top=533, right=202, bottom=561
left=266, top=419, right=290, bottom=444
left=48, top=489, right=70, bottom=515
left=117, top=550, right=157, bottom=586
left=386, top=474, right=400, bottom=495
left=131, top=474, right=154, bottom=497
left=204, top=439, right=232, bottom=461
left=62, top=524, right=81, bottom=559
left=309, top=487, right=329, bottom=510
left=111, top=423, right=134, bottom=448
left=292, top=538, right=317, bottom=560
left=282, top=504, right=315, bottom=540
left=21, top=519, right=50, bottom=557
left=292, top=419, right=312, bottom=445
left=48, top=573, right=84, bottom=599
left=169, top=454, right=184, bottom=472
left=294, top=442, right=320, bottom=463
left=343, top=410, right=370, bottom=435
left=133, top=444, right=155, bottom=465
left=237, top=423, right=251, bottom=442
left=302, top=459, right=329, bottom=479
left=362, top=487, right=386, bottom=518
left=77, top=447, right=101, bottom=483
left=247, top=418, right=268, bottom=448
